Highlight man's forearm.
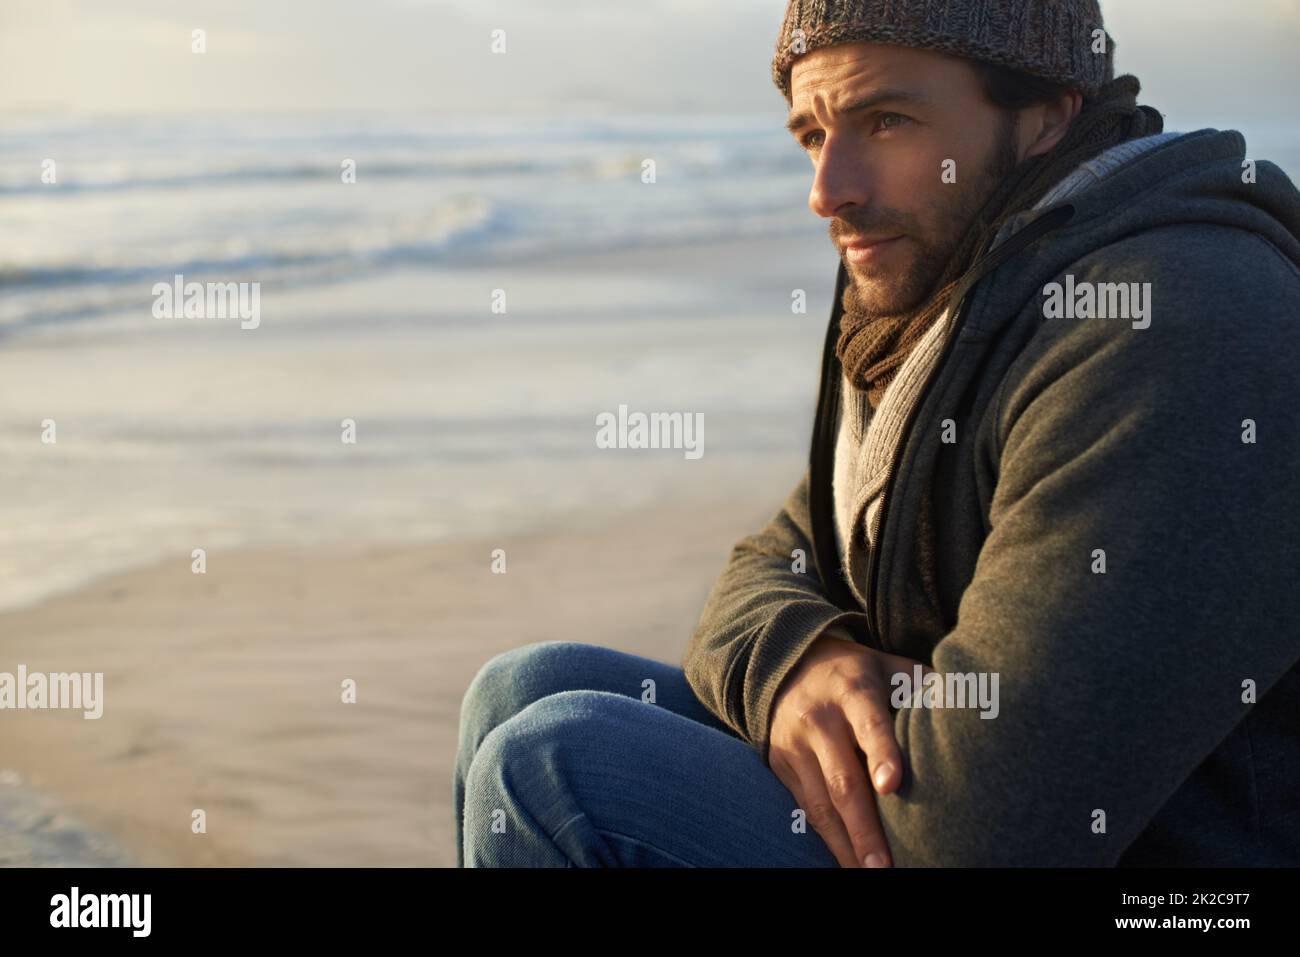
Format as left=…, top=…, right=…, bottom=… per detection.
left=684, top=470, right=870, bottom=763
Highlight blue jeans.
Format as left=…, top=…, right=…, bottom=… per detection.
left=453, top=640, right=840, bottom=867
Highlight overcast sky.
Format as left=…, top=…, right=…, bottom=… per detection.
left=2, top=0, right=1297, bottom=133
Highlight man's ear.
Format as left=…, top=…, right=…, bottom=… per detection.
left=1024, top=90, right=1084, bottom=159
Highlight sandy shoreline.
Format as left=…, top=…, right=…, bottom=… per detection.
left=0, top=770, right=131, bottom=867
left=0, top=493, right=793, bottom=866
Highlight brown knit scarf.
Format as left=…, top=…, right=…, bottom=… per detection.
left=837, top=75, right=1163, bottom=406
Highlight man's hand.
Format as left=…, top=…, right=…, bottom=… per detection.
left=768, top=630, right=933, bottom=868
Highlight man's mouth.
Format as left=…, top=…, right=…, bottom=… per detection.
left=841, top=235, right=904, bottom=266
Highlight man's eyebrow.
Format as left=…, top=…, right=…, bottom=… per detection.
left=785, top=88, right=932, bottom=136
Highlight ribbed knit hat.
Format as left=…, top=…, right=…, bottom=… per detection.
left=773, top=0, right=1115, bottom=102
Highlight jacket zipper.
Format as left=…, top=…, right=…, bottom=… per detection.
left=860, top=296, right=968, bottom=643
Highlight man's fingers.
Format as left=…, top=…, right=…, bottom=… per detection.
left=841, top=683, right=904, bottom=795
left=782, top=748, right=861, bottom=868
left=807, top=719, right=892, bottom=868
left=844, top=653, right=934, bottom=795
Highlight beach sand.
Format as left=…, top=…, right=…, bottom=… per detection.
left=0, top=229, right=839, bottom=866
left=0, top=493, right=793, bottom=867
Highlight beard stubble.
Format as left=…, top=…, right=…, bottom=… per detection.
left=837, top=111, right=1022, bottom=321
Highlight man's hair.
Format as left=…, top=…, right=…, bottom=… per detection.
left=972, top=59, right=1076, bottom=111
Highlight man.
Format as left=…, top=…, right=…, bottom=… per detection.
left=454, top=0, right=1300, bottom=867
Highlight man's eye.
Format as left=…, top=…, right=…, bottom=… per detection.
left=801, top=130, right=825, bottom=151
left=876, top=113, right=909, bottom=132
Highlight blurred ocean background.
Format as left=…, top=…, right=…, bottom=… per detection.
left=0, top=113, right=848, bottom=613
left=0, top=114, right=819, bottom=330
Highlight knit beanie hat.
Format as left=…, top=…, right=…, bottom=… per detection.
left=772, top=0, right=1115, bottom=102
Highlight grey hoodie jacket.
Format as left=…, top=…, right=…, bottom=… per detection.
left=684, top=129, right=1300, bottom=866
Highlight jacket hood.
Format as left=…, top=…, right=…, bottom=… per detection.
left=960, top=127, right=1300, bottom=342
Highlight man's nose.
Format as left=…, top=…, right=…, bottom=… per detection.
left=808, top=138, right=872, bottom=220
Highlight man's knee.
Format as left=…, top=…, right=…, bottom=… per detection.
left=466, top=689, right=649, bottom=791
left=459, top=641, right=591, bottom=730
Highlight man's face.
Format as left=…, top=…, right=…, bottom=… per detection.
left=787, top=42, right=1021, bottom=316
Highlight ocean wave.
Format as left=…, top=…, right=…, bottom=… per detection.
left=0, top=115, right=815, bottom=331
left=0, top=199, right=813, bottom=332
left=0, top=193, right=496, bottom=290
left=0, top=142, right=804, bottom=197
